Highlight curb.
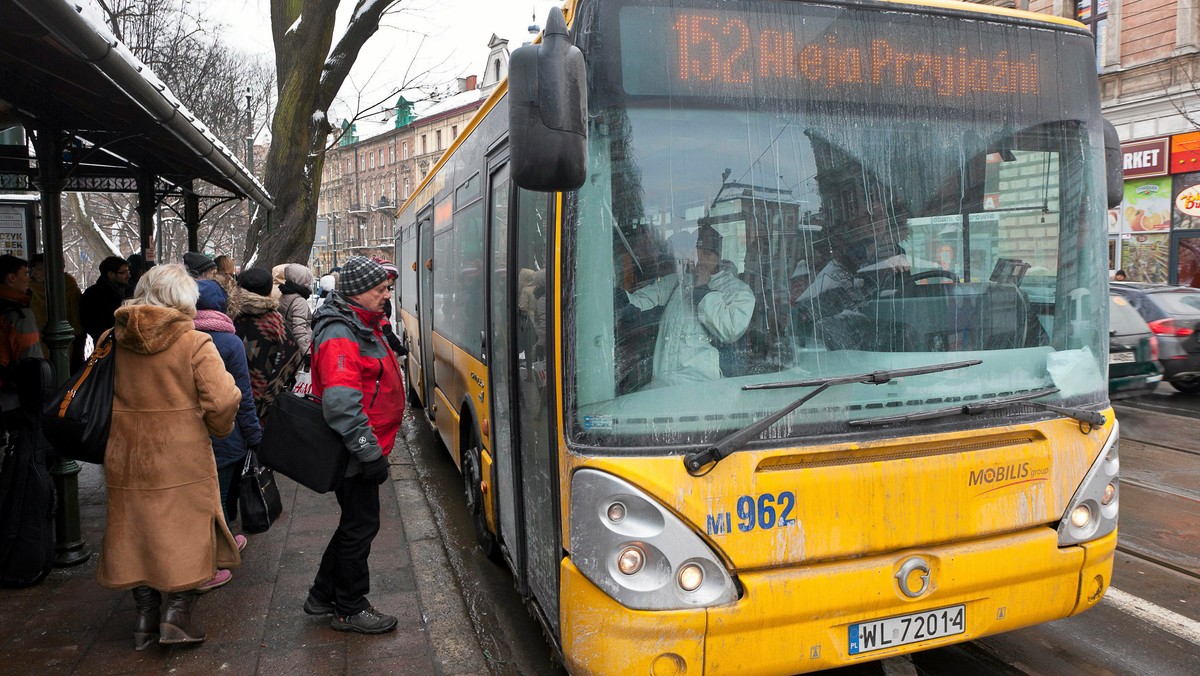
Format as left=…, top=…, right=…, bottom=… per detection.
left=389, top=429, right=491, bottom=675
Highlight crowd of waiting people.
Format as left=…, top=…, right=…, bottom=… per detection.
left=0, top=249, right=406, bottom=647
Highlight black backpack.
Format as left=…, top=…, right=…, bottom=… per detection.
left=0, top=358, right=57, bottom=587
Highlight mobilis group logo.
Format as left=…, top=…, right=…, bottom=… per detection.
left=968, top=462, right=1050, bottom=494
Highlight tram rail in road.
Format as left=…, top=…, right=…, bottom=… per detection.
left=1105, top=402, right=1200, bottom=636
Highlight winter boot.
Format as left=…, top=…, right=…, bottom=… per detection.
left=131, top=586, right=162, bottom=651
left=159, top=591, right=206, bottom=645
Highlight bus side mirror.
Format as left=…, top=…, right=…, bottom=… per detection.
left=1103, top=119, right=1123, bottom=209
left=509, top=6, right=587, bottom=192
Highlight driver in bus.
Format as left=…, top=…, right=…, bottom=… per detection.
left=617, top=225, right=754, bottom=387
left=800, top=195, right=911, bottom=349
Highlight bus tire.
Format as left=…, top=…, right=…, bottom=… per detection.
left=462, top=442, right=499, bottom=560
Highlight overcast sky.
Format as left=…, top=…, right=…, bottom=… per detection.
left=202, top=0, right=561, bottom=119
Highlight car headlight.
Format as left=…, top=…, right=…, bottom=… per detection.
left=1058, top=420, right=1119, bottom=546
left=570, top=468, right=738, bottom=610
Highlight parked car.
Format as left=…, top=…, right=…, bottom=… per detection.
left=1110, top=282, right=1200, bottom=393
left=1107, top=291, right=1162, bottom=398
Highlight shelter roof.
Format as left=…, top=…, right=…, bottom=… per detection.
left=0, top=0, right=272, bottom=209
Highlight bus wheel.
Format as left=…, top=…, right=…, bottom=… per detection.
left=462, top=443, right=498, bottom=559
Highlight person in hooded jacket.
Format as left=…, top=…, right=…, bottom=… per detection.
left=620, top=225, right=754, bottom=387
left=97, top=264, right=241, bottom=649
left=194, top=280, right=261, bottom=567
left=277, top=263, right=314, bottom=357
left=232, top=267, right=303, bottom=421
left=304, top=256, right=404, bottom=635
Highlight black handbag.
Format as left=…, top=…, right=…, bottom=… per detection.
left=258, top=392, right=348, bottom=493
left=41, top=330, right=115, bottom=464
left=238, top=451, right=282, bottom=534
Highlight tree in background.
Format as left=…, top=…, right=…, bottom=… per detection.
left=59, top=0, right=272, bottom=278
left=243, top=0, right=416, bottom=267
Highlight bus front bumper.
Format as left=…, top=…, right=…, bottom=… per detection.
left=560, top=527, right=1116, bottom=676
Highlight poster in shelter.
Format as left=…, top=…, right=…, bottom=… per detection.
left=0, top=204, right=29, bottom=258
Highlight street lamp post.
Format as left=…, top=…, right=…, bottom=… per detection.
left=245, top=88, right=254, bottom=231
left=332, top=214, right=339, bottom=268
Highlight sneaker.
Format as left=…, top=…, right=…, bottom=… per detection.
left=196, top=569, right=232, bottom=593
left=234, top=534, right=247, bottom=552
left=331, top=607, right=398, bottom=634
left=303, top=593, right=335, bottom=616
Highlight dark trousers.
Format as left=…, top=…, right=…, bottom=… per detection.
left=217, top=462, right=240, bottom=527
left=310, top=474, right=380, bottom=616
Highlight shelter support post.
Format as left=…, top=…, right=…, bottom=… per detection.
left=184, top=182, right=200, bottom=253
left=31, top=124, right=89, bottom=567
left=137, top=170, right=156, bottom=258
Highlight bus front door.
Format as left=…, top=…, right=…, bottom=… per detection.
left=486, top=160, right=523, bottom=577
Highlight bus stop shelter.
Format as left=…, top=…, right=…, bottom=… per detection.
left=0, top=0, right=274, bottom=566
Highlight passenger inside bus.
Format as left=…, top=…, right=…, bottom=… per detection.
left=616, top=225, right=755, bottom=388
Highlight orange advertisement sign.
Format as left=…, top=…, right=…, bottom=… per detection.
left=1171, top=132, right=1200, bottom=174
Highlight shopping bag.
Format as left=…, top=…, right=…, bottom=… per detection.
left=292, top=368, right=312, bottom=396
left=238, top=451, right=282, bottom=534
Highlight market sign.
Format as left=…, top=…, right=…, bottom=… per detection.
left=1177, top=184, right=1200, bottom=216
left=1122, top=138, right=1169, bottom=178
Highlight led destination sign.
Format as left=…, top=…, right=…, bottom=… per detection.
left=617, top=3, right=1085, bottom=110
left=674, top=16, right=1039, bottom=98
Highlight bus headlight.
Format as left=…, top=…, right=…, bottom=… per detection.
left=617, top=546, right=645, bottom=575
left=1058, top=420, right=1119, bottom=546
left=677, top=563, right=704, bottom=592
left=571, top=469, right=738, bottom=610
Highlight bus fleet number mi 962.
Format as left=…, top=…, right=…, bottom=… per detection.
left=705, top=491, right=796, bottom=536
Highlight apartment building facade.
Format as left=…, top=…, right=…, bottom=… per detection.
left=313, top=37, right=510, bottom=273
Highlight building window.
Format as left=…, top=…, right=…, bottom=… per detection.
left=1076, top=0, right=1108, bottom=72
left=436, top=130, right=443, bottom=150
left=404, top=178, right=410, bottom=199
left=421, top=135, right=427, bottom=154
left=370, top=153, right=375, bottom=169
left=452, top=125, right=458, bottom=140
left=379, top=149, right=384, bottom=165
left=390, top=145, right=395, bottom=163
left=402, top=141, right=409, bottom=159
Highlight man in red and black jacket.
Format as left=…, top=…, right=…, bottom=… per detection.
left=304, top=256, right=405, bottom=634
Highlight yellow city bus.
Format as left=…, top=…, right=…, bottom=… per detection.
left=395, top=1, right=1123, bottom=673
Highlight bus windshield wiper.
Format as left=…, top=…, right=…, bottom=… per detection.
left=683, top=360, right=982, bottom=476
left=850, top=387, right=1106, bottom=428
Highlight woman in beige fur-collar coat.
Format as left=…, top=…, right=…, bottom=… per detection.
left=95, top=264, right=242, bottom=649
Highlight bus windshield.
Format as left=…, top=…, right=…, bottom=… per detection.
left=564, top=0, right=1109, bottom=450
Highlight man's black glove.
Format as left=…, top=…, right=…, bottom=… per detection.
left=362, top=456, right=389, bottom=485
left=382, top=324, right=407, bottom=357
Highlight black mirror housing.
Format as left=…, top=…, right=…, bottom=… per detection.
left=509, top=7, right=588, bottom=192
left=1103, top=119, right=1123, bottom=210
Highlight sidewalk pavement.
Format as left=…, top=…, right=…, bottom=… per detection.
left=0, top=430, right=490, bottom=675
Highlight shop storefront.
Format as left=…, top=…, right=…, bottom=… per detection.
left=1111, top=132, right=1200, bottom=286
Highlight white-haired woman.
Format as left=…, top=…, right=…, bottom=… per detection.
left=94, top=263, right=242, bottom=649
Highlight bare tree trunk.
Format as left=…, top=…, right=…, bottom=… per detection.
left=244, top=0, right=398, bottom=268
